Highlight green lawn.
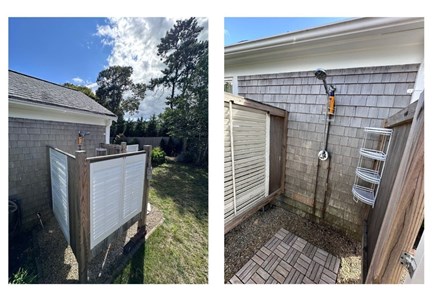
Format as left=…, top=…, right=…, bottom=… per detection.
left=114, top=161, right=208, bottom=283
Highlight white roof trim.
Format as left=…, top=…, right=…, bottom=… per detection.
left=9, top=98, right=116, bottom=126
left=226, top=17, right=423, bottom=54
left=225, top=17, right=424, bottom=76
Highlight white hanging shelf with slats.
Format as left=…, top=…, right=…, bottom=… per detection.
left=352, top=127, right=393, bottom=207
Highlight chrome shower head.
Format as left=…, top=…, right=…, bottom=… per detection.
left=314, top=69, right=327, bottom=81
left=314, top=68, right=330, bottom=94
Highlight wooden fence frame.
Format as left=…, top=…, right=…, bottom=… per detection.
left=224, top=92, right=288, bottom=233
left=49, top=145, right=152, bottom=283
left=364, top=93, right=424, bottom=283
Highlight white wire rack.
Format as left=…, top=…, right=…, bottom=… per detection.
left=352, top=127, right=393, bottom=207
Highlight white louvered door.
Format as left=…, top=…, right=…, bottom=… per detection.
left=123, top=154, right=146, bottom=222
left=224, top=102, right=234, bottom=221
left=90, top=153, right=145, bottom=249
left=50, top=149, right=70, bottom=243
left=224, top=102, right=270, bottom=224
left=90, top=158, right=123, bottom=249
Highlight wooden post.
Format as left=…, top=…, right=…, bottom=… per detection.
left=366, top=94, right=424, bottom=283
left=280, top=111, right=289, bottom=193
left=121, top=142, right=127, bottom=153
left=75, top=150, right=90, bottom=283
left=138, top=145, right=152, bottom=233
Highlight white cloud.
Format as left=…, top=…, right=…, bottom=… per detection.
left=72, top=77, right=84, bottom=84
left=86, top=82, right=98, bottom=92
left=96, top=17, right=208, bottom=120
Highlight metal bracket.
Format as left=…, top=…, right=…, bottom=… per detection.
left=400, top=252, right=417, bottom=278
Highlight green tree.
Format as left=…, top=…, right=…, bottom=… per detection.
left=157, top=113, right=169, bottom=136
left=135, top=117, right=147, bottom=136
left=162, top=43, right=208, bottom=165
left=125, top=119, right=136, bottom=137
left=149, top=17, right=207, bottom=109
left=96, top=66, right=146, bottom=117
left=146, top=114, right=158, bottom=137
left=63, top=83, right=97, bottom=100
left=153, top=17, right=208, bottom=166
left=111, top=115, right=126, bottom=137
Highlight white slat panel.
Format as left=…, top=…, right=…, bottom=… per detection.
left=122, top=154, right=146, bottom=223
left=233, top=107, right=267, bottom=216
left=126, top=144, right=139, bottom=152
left=90, top=158, right=123, bottom=249
left=50, top=149, right=69, bottom=243
left=224, top=102, right=235, bottom=222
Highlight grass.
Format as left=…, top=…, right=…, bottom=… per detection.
left=9, top=267, right=37, bottom=284
left=114, top=161, right=208, bottom=284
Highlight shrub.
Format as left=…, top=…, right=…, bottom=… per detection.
left=151, top=147, right=166, bottom=167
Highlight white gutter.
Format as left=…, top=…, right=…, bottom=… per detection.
left=9, top=98, right=117, bottom=139
left=225, top=17, right=423, bottom=55
left=9, top=98, right=117, bottom=122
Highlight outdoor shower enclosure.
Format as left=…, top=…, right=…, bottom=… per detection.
left=49, top=145, right=152, bottom=282
left=224, top=92, right=287, bottom=233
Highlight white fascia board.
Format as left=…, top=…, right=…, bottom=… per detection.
left=9, top=98, right=117, bottom=127
left=225, top=17, right=423, bottom=55
left=225, top=17, right=424, bottom=77
left=225, top=43, right=423, bottom=77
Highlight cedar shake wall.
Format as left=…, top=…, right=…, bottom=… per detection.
left=237, top=64, right=419, bottom=239
left=9, top=118, right=106, bottom=229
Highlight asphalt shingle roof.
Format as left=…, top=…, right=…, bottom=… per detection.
left=8, top=70, right=116, bottom=118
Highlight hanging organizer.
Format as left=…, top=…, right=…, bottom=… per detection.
left=352, top=127, right=393, bottom=207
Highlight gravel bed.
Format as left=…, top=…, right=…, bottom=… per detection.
left=34, top=204, right=163, bottom=283
left=225, top=204, right=362, bottom=284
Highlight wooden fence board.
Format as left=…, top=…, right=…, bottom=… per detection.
left=365, top=124, right=411, bottom=270
left=365, top=93, right=424, bottom=283
left=225, top=93, right=286, bottom=117
left=269, top=115, right=284, bottom=193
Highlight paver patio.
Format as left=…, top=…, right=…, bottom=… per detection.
left=228, top=228, right=341, bottom=284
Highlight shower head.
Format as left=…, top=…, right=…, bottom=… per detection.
left=314, top=68, right=330, bottom=94
left=314, top=69, right=327, bottom=81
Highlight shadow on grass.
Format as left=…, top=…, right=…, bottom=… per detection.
left=127, top=243, right=145, bottom=284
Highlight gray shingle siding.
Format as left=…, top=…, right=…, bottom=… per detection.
left=9, top=118, right=106, bottom=230
left=238, top=64, right=419, bottom=239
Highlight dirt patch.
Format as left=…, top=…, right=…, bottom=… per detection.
left=34, top=204, right=163, bottom=283
left=225, top=204, right=361, bottom=283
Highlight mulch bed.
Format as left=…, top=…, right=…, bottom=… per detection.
left=225, top=204, right=362, bottom=284
left=33, top=204, right=163, bottom=283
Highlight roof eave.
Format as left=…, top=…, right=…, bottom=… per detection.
left=225, top=17, right=424, bottom=56
left=9, top=97, right=117, bottom=121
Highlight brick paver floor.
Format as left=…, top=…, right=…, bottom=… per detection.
left=228, top=228, right=341, bottom=284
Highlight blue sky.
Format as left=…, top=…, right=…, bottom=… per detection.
left=9, top=18, right=110, bottom=86
left=9, top=17, right=209, bottom=119
left=225, top=17, right=352, bottom=46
